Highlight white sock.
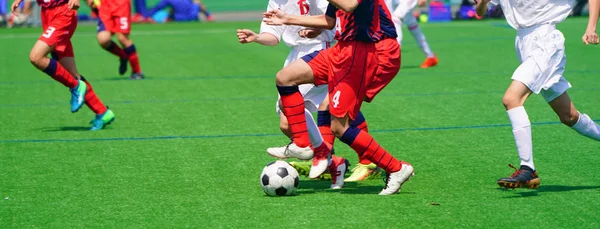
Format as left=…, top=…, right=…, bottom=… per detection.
left=571, top=113, right=600, bottom=141
left=305, top=109, right=323, bottom=147
left=507, top=106, right=534, bottom=170
left=408, top=26, right=435, bottom=58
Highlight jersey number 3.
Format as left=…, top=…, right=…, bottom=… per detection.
left=297, top=0, right=310, bottom=15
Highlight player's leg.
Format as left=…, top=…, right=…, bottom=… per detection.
left=344, top=111, right=381, bottom=182
left=548, top=91, right=600, bottom=140
left=496, top=80, right=540, bottom=189
left=403, top=14, right=437, bottom=68
left=116, top=32, right=143, bottom=79
left=57, top=40, right=115, bottom=130
left=275, top=58, right=319, bottom=149
left=98, top=31, right=128, bottom=75
left=333, top=114, right=412, bottom=195
left=194, top=0, right=213, bottom=21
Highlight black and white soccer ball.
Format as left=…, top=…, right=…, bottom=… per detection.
left=260, top=160, right=300, bottom=196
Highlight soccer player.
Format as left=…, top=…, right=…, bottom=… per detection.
left=144, top=0, right=212, bottom=22
left=264, top=0, right=414, bottom=195
left=10, top=0, right=115, bottom=130
left=237, top=0, right=349, bottom=189
left=385, top=0, right=437, bottom=68
left=475, top=0, right=600, bottom=189
left=89, top=0, right=144, bottom=80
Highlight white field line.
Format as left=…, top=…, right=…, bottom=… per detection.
left=0, top=28, right=232, bottom=39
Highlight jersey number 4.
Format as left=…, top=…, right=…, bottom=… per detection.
left=297, top=0, right=310, bottom=15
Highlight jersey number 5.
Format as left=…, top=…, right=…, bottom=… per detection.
left=42, top=26, right=56, bottom=38
left=120, top=17, right=129, bottom=30
left=297, top=0, right=310, bottom=15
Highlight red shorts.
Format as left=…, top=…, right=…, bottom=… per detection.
left=303, top=41, right=378, bottom=120
left=39, top=4, right=77, bottom=59
left=98, top=1, right=131, bottom=34
left=365, top=38, right=401, bottom=102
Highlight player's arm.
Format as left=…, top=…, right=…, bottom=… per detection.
left=263, top=10, right=336, bottom=30
left=237, top=29, right=280, bottom=46
left=583, top=0, right=600, bottom=45
left=475, top=0, right=491, bottom=18
left=10, top=0, right=24, bottom=15
left=326, top=0, right=359, bottom=13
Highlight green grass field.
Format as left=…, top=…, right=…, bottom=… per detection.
left=1, top=18, right=599, bottom=228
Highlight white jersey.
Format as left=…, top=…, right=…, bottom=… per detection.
left=260, top=0, right=335, bottom=47
left=490, top=0, right=575, bottom=30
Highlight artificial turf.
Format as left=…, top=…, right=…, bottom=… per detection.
left=0, top=18, right=599, bottom=228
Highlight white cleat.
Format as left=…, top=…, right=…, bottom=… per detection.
left=379, top=162, right=414, bottom=196
left=308, top=143, right=332, bottom=179
left=330, top=156, right=348, bottom=189
left=266, top=143, right=314, bottom=160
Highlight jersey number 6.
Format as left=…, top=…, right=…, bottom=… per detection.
left=297, top=0, right=310, bottom=15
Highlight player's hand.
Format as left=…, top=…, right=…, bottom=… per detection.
left=11, top=0, right=23, bottom=16
left=68, top=0, right=81, bottom=10
left=263, top=9, right=288, bottom=26
left=418, top=0, right=427, bottom=7
left=237, top=29, right=258, bottom=44
left=582, top=29, right=599, bottom=45
left=298, top=29, right=322, bottom=39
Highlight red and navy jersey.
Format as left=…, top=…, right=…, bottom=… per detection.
left=325, top=0, right=396, bottom=42
left=36, top=0, right=68, bottom=8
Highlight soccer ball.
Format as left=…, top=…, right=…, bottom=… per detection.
left=260, top=160, right=300, bottom=196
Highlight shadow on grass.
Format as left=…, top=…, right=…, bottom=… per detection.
left=296, top=179, right=417, bottom=195
left=42, top=126, right=90, bottom=132
left=501, top=185, right=600, bottom=198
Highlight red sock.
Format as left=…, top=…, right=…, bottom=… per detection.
left=42, top=59, right=78, bottom=89
left=124, top=44, right=142, bottom=73
left=83, top=80, right=108, bottom=115
left=340, top=127, right=401, bottom=173
left=351, top=111, right=371, bottom=165
left=104, top=41, right=127, bottom=59
left=317, top=111, right=335, bottom=146
left=277, top=86, right=310, bottom=148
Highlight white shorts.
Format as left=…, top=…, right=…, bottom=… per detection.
left=391, top=0, right=417, bottom=20
left=276, top=42, right=329, bottom=114
left=513, top=24, right=571, bottom=102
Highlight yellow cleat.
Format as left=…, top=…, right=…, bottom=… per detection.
left=344, top=163, right=378, bottom=182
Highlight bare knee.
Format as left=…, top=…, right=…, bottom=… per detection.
left=502, top=93, right=524, bottom=110
left=558, top=110, right=579, bottom=126
left=96, top=32, right=112, bottom=48
left=29, top=49, right=46, bottom=69
left=330, top=121, right=347, bottom=138
left=275, top=69, right=295, bottom=86
left=116, top=33, right=132, bottom=47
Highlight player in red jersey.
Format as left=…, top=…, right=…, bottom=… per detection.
left=265, top=0, right=413, bottom=195
left=10, top=0, right=115, bottom=130
left=88, top=0, right=144, bottom=80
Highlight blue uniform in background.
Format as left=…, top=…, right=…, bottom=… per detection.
left=144, top=0, right=199, bottom=22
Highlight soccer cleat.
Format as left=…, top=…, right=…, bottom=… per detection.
left=497, top=164, right=540, bottom=189
left=420, top=56, right=438, bottom=68
left=118, top=58, right=128, bottom=75
left=309, top=143, right=332, bottom=179
left=70, top=80, right=87, bottom=113
left=267, top=143, right=314, bottom=160
left=90, top=109, right=115, bottom=131
left=130, top=73, right=145, bottom=80
left=344, top=163, right=378, bottom=182
left=329, top=156, right=349, bottom=189
left=379, top=161, right=414, bottom=195
left=289, top=161, right=311, bottom=177
left=206, top=15, right=215, bottom=22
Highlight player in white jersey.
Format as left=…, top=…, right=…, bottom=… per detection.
left=476, top=0, right=599, bottom=189
left=385, top=0, right=438, bottom=68
left=237, top=0, right=348, bottom=189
